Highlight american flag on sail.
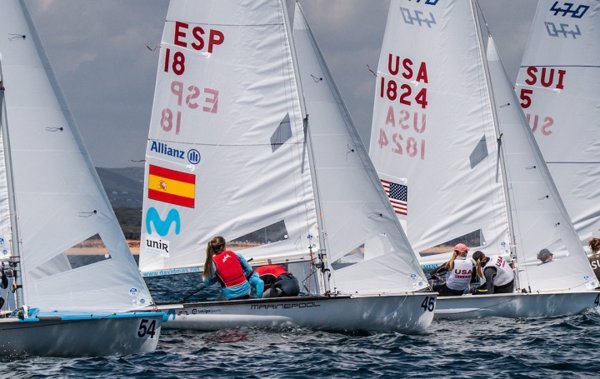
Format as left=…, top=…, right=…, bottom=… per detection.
left=381, top=179, right=408, bottom=215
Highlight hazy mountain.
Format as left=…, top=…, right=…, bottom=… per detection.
left=96, top=167, right=144, bottom=208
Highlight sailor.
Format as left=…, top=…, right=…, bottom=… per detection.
left=429, top=243, right=477, bottom=296
left=202, top=236, right=264, bottom=300
left=0, top=265, right=6, bottom=309
left=537, top=248, right=553, bottom=264
left=588, top=238, right=600, bottom=281
left=255, top=264, right=300, bottom=297
left=471, top=251, right=515, bottom=294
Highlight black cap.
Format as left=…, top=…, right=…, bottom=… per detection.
left=472, top=251, right=485, bottom=262
left=537, top=248, right=553, bottom=261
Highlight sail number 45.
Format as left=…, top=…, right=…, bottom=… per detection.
left=137, top=318, right=158, bottom=338
left=421, top=296, right=435, bottom=312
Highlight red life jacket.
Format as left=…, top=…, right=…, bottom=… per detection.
left=255, top=265, right=288, bottom=285
left=213, top=250, right=247, bottom=288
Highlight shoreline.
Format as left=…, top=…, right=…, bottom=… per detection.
left=66, top=240, right=140, bottom=256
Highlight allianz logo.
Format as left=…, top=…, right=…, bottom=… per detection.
left=150, top=141, right=201, bottom=165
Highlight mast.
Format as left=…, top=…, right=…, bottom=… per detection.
left=0, top=61, right=24, bottom=307
left=472, top=0, right=520, bottom=289
left=282, top=0, right=331, bottom=293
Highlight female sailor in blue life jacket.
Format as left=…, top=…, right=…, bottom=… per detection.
left=202, top=236, right=264, bottom=300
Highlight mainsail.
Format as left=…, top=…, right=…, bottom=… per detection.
left=369, top=0, right=597, bottom=292
left=369, top=0, right=510, bottom=257
left=0, top=0, right=153, bottom=312
left=140, top=0, right=429, bottom=295
left=515, top=0, right=600, bottom=245
left=140, top=0, right=317, bottom=276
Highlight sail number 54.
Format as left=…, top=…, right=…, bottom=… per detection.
left=137, top=318, right=158, bottom=338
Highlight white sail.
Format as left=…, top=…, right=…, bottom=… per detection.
left=140, top=0, right=318, bottom=276
left=485, top=36, right=596, bottom=292
left=140, top=0, right=429, bottom=295
left=369, top=0, right=511, bottom=257
left=515, top=0, right=600, bottom=245
left=293, top=4, right=428, bottom=293
left=369, top=0, right=596, bottom=293
left=0, top=0, right=153, bottom=312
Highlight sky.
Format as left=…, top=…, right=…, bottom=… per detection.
left=25, top=0, right=537, bottom=168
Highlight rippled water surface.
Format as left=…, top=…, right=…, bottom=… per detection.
left=4, top=272, right=600, bottom=378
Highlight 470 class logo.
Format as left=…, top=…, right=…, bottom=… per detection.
left=150, top=140, right=201, bottom=165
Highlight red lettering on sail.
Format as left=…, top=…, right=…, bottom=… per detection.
left=172, top=21, right=225, bottom=54
left=386, top=54, right=428, bottom=84
left=525, top=113, right=553, bottom=136
left=170, top=80, right=219, bottom=114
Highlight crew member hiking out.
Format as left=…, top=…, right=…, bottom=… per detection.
left=255, top=264, right=300, bottom=297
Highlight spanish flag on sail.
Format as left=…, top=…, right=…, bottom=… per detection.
left=147, top=164, right=195, bottom=208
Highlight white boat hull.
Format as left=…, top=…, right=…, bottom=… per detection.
left=434, top=291, right=600, bottom=320
left=160, top=293, right=437, bottom=333
left=0, top=312, right=163, bottom=357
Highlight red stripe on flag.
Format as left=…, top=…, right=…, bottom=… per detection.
left=148, top=189, right=195, bottom=208
left=149, top=164, right=195, bottom=184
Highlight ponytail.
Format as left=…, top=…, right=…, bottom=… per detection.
left=590, top=238, right=600, bottom=255
left=203, top=236, right=226, bottom=280
left=445, top=251, right=459, bottom=271
left=475, top=258, right=484, bottom=279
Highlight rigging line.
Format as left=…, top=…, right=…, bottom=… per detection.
left=147, top=139, right=303, bottom=147
left=546, top=161, right=600, bottom=164
left=165, top=21, right=283, bottom=27
left=519, top=64, right=600, bottom=69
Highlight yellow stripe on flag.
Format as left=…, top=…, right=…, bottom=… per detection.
left=148, top=174, right=195, bottom=199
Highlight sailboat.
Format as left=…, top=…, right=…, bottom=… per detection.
left=139, top=0, right=436, bottom=333
left=515, top=0, right=600, bottom=246
left=368, top=0, right=600, bottom=319
left=0, top=0, right=163, bottom=356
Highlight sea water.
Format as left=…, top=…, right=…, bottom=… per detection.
left=2, top=269, right=600, bottom=377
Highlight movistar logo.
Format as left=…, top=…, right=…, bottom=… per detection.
left=150, top=141, right=201, bottom=165
left=146, top=207, right=181, bottom=237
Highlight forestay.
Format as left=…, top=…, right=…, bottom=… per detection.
left=0, top=0, right=153, bottom=311
left=515, top=0, right=600, bottom=245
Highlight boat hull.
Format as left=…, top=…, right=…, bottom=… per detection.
left=0, top=312, right=163, bottom=357
left=434, top=291, right=600, bottom=320
left=159, top=293, right=436, bottom=333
